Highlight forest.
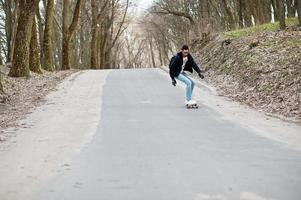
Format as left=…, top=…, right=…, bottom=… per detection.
left=0, top=0, right=300, bottom=91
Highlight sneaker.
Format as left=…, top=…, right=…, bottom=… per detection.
left=186, top=100, right=196, bottom=105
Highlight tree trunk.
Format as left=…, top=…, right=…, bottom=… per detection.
left=286, top=0, right=296, bottom=17
left=99, top=23, right=108, bottom=69
left=54, top=0, right=62, bottom=69
left=61, top=0, right=83, bottom=70
left=79, top=2, right=87, bottom=69
left=253, top=0, right=271, bottom=24
left=221, top=0, right=235, bottom=30
left=5, top=0, right=19, bottom=63
left=4, top=0, right=13, bottom=63
left=98, top=26, right=103, bottom=69
left=71, top=34, right=80, bottom=68
left=62, top=0, right=70, bottom=70
left=91, top=0, right=99, bottom=69
left=262, top=0, right=272, bottom=23
left=43, top=0, right=55, bottom=71
left=0, top=51, right=3, bottom=66
left=238, top=0, right=244, bottom=28
left=0, top=50, right=3, bottom=92
left=36, top=7, right=45, bottom=66
left=9, top=0, right=39, bottom=77
left=256, top=1, right=264, bottom=24
left=0, top=67, right=3, bottom=93
left=296, top=0, right=301, bottom=26
left=271, top=0, right=278, bottom=21
left=29, top=17, right=42, bottom=73
left=149, top=37, right=156, bottom=68
left=62, top=34, right=70, bottom=70
left=158, top=45, right=163, bottom=66
left=277, top=0, right=286, bottom=30
left=104, top=22, right=113, bottom=69
left=241, top=0, right=252, bottom=27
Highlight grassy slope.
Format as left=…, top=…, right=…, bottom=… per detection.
left=224, top=18, right=299, bottom=38
left=196, top=18, right=301, bottom=120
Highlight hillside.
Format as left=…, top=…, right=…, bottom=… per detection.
left=0, top=67, right=76, bottom=130
left=195, top=19, right=301, bottom=121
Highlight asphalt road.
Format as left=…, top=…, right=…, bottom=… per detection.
left=33, top=69, right=301, bottom=200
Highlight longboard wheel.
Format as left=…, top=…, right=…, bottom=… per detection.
left=186, top=104, right=198, bottom=109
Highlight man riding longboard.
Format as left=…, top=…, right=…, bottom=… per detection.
left=169, top=45, right=204, bottom=108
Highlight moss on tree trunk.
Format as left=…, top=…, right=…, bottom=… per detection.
left=43, top=0, right=55, bottom=71
left=0, top=76, right=3, bottom=93
left=9, top=0, right=38, bottom=77
left=0, top=63, right=3, bottom=93
left=61, top=0, right=83, bottom=70
left=296, top=0, right=301, bottom=26
left=62, top=35, right=70, bottom=70
left=90, top=0, right=99, bottom=69
left=29, top=17, right=42, bottom=74
left=277, top=0, right=286, bottom=30
left=91, top=29, right=99, bottom=69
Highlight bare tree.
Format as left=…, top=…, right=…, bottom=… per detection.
left=43, top=0, right=55, bottom=71
left=90, top=0, right=109, bottom=69
left=62, top=0, right=83, bottom=70
left=29, top=17, right=42, bottom=73
left=1, top=0, right=19, bottom=63
left=278, top=0, right=286, bottom=30
left=287, top=0, right=296, bottom=17
left=9, top=0, right=39, bottom=77
left=0, top=53, right=3, bottom=93
left=296, top=0, right=301, bottom=26
left=148, top=36, right=156, bottom=68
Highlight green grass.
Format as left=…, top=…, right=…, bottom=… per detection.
left=224, top=17, right=299, bottom=38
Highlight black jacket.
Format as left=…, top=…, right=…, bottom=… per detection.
left=169, top=52, right=201, bottom=80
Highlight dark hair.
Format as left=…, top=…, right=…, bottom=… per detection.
left=181, top=45, right=189, bottom=50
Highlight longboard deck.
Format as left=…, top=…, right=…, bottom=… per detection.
left=186, top=104, right=198, bottom=109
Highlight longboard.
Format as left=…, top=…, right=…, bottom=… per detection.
left=186, top=103, right=198, bottom=109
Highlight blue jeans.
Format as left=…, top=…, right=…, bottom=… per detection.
left=176, top=72, right=195, bottom=101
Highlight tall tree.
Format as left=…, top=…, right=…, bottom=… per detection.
left=9, top=0, right=39, bottom=77
left=277, top=0, right=286, bottom=30
left=36, top=6, right=44, bottom=66
left=2, top=0, right=19, bottom=63
left=43, top=0, right=55, bottom=71
left=0, top=49, right=2, bottom=92
left=79, top=1, right=92, bottom=69
left=221, top=0, right=235, bottom=30
left=0, top=68, right=3, bottom=93
left=90, top=0, right=110, bottom=69
left=99, top=0, right=129, bottom=69
left=271, top=0, right=279, bottom=21
left=238, top=0, right=244, bottom=28
left=296, top=0, right=301, bottom=26
left=149, top=36, right=156, bottom=68
left=91, top=0, right=99, bottom=69
left=286, top=0, right=296, bottom=17
left=29, top=17, right=42, bottom=73
left=62, top=0, right=83, bottom=70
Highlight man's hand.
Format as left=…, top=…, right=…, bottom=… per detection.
left=198, top=72, right=205, bottom=79
left=172, top=79, right=177, bottom=86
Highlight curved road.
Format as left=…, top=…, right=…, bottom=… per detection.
left=1, top=69, right=301, bottom=200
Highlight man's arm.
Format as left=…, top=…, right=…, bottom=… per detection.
left=169, top=56, right=179, bottom=80
left=189, top=54, right=201, bottom=73
left=189, top=55, right=205, bottom=79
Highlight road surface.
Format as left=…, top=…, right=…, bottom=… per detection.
left=0, top=69, right=300, bottom=200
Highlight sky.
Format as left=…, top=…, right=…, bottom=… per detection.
left=133, top=0, right=154, bottom=15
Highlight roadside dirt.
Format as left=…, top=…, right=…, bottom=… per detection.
left=0, top=66, right=78, bottom=141
left=195, top=30, right=301, bottom=122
